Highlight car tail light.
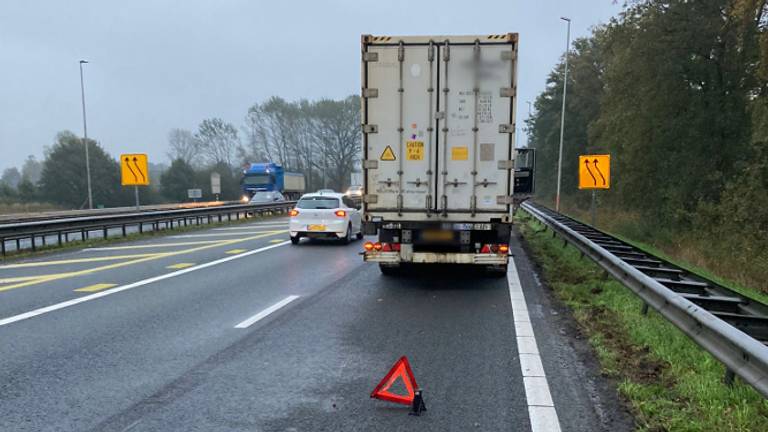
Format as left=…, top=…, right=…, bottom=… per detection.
left=363, top=241, right=374, bottom=251
left=289, top=209, right=299, bottom=217
left=373, top=242, right=383, bottom=251
left=498, top=244, right=510, bottom=254
left=335, top=210, right=346, bottom=217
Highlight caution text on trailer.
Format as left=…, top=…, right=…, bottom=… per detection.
left=578, top=154, right=610, bottom=190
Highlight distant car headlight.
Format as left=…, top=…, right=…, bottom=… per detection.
left=241, top=195, right=249, bottom=203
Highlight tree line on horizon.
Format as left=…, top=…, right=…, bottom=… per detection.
left=0, top=95, right=360, bottom=209
left=527, top=0, right=768, bottom=286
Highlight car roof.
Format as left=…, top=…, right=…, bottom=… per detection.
left=300, top=192, right=344, bottom=199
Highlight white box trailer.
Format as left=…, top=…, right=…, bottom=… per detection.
left=360, top=34, right=520, bottom=274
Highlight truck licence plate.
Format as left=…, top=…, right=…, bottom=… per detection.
left=308, top=224, right=326, bottom=231
left=421, top=230, right=454, bottom=241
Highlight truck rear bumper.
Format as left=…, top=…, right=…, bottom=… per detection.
left=364, top=251, right=508, bottom=265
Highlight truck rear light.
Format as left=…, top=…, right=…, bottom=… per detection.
left=381, top=243, right=401, bottom=252
left=498, top=244, right=509, bottom=254
left=373, top=242, right=383, bottom=251
left=289, top=209, right=299, bottom=217
left=480, top=244, right=492, bottom=254
left=335, top=210, right=347, bottom=217
left=363, top=241, right=374, bottom=251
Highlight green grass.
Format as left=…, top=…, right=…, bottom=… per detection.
left=1, top=211, right=286, bottom=261
left=516, top=212, right=768, bottom=431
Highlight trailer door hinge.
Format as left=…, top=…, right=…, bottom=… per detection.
left=501, top=50, right=516, bottom=61
left=363, top=159, right=379, bottom=169
left=498, top=160, right=514, bottom=170
left=362, top=52, right=379, bottom=62
left=362, top=88, right=379, bottom=98
left=499, top=124, right=514, bottom=134
left=499, top=87, right=516, bottom=98
left=363, top=124, right=378, bottom=134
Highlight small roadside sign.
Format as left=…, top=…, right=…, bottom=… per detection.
left=120, top=154, right=150, bottom=186
left=187, top=189, right=202, bottom=199
left=210, top=172, right=221, bottom=195
left=578, top=154, right=610, bottom=189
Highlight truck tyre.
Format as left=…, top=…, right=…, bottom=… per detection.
left=342, top=224, right=352, bottom=244
left=356, top=231, right=364, bottom=240
left=290, top=236, right=300, bottom=245
left=379, top=264, right=399, bottom=276
left=489, top=265, right=508, bottom=277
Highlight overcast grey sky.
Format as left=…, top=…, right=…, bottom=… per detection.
left=0, top=0, right=620, bottom=172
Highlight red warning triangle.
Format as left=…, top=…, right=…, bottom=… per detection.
left=370, top=356, right=419, bottom=405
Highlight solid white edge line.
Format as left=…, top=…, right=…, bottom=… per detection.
left=508, top=258, right=562, bottom=432
left=234, top=295, right=300, bottom=329
left=0, top=241, right=292, bottom=327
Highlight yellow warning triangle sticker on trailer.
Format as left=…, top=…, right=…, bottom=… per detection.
left=380, top=145, right=396, bottom=161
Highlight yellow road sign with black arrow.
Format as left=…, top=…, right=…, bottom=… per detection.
left=121, top=154, right=150, bottom=186
left=578, top=154, right=610, bottom=189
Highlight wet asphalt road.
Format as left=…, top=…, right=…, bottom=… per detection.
left=0, top=217, right=633, bottom=431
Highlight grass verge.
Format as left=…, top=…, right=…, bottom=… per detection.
left=516, top=211, right=768, bottom=432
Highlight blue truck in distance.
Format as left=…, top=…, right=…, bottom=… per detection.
left=240, top=162, right=306, bottom=201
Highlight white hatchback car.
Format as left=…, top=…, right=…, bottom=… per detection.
left=288, top=192, right=363, bottom=244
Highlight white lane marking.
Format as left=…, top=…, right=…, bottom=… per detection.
left=508, top=259, right=562, bottom=432
left=0, top=241, right=291, bottom=327
left=234, top=295, right=300, bottom=329
left=168, top=230, right=281, bottom=238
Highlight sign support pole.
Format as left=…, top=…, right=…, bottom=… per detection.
left=590, top=190, right=596, bottom=226
left=135, top=186, right=140, bottom=211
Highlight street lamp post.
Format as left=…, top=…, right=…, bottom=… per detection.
left=555, top=17, right=571, bottom=212
left=79, top=60, right=94, bottom=209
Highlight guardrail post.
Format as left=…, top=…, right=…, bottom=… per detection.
left=41, top=235, right=46, bottom=247
left=641, top=302, right=649, bottom=315
left=122, top=225, right=127, bottom=237
left=1, top=238, right=5, bottom=256
left=58, top=232, right=62, bottom=246
left=103, top=227, right=108, bottom=239
left=725, top=368, right=736, bottom=387
left=31, top=235, right=36, bottom=251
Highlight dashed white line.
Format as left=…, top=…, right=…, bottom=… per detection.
left=0, top=241, right=291, bottom=327
left=234, top=295, right=300, bottom=329
left=508, top=258, right=562, bottom=432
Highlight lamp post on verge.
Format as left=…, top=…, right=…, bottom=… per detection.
left=555, top=17, right=571, bottom=212
left=79, top=60, right=94, bottom=209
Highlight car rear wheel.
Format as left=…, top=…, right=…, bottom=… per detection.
left=341, top=224, right=352, bottom=244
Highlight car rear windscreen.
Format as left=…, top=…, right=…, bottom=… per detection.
left=296, top=197, right=339, bottom=209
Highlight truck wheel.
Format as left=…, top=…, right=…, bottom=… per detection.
left=488, top=265, right=508, bottom=277
left=290, top=236, right=300, bottom=245
left=342, top=224, right=352, bottom=244
left=356, top=231, right=364, bottom=240
left=379, top=264, right=399, bottom=276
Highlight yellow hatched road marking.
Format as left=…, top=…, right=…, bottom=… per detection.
left=225, top=249, right=247, bottom=254
left=0, top=253, right=167, bottom=269
left=269, top=239, right=286, bottom=243
left=84, top=240, right=223, bottom=251
left=0, top=276, right=46, bottom=284
left=166, top=263, right=195, bottom=269
left=0, top=230, right=286, bottom=293
left=74, top=283, right=117, bottom=293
